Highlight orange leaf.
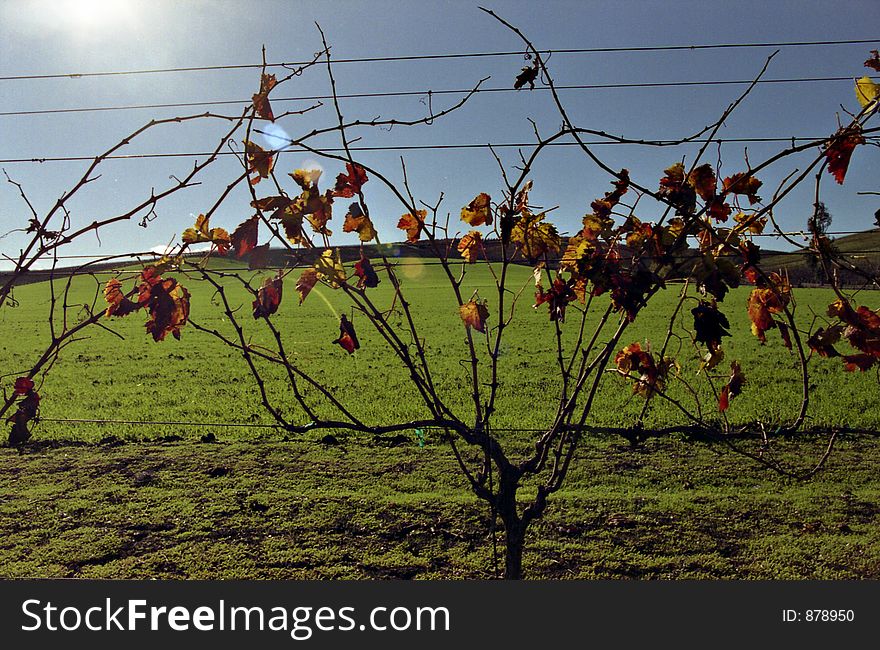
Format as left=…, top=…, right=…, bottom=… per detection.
left=459, top=300, right=489, bottom=333
left=460, top=193, right=492, bottom=227
left=588, top=171, right=629, bottom=222
left=244, top=140, right=274, bottom=185
left=457, top=230, right=482, bottom=263
left=182, top=214, right=230, bottom=253
left=103, top=278, right=142, bottom=317
left=658, top=163, right=696, bottom=215
left=342, top=203, right=377, bottom=242
left=397, top=210, right=426, bottom=243
left=865, top=50, right=880, bottom=72
left=534, top=276, right=577, bottom=322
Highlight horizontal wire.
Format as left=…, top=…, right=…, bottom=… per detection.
left=38, top=417, right=281, bottom=429
left=2, top=76, right=874, bottom=118
left=2, top=39, right=877, bottom=81
left=0, top=136, right=843, bottom=164
left=29, top=417, right=880, bottom=438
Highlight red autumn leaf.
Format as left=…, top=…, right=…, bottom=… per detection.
left=231, top=216, right=259, bottom=258
left=253, top=272, right=283, bottom=319
left=244, top=140, right=274, bottom=185
left=457, top=230, right=483, bottom=263
left=7, top=387, right=40, bottom=446
left=722, top=173, right=763, bottom=204
left=718, top=361, right=746, bottom=412
left=824, top=126, right=866, bottom=185
left=707, top=197, right=732, bottom=222
left=252, top=195, right=295, bottom=219
left=295, top=268, right=319, bottom=305
left=333, top=315, right=360, bottom=354
left=13, top=377, right=34, bottom=396
left=658, top=163, right=696, bottom=215
left=687, top=164, right=717, bottom=201
left=248, top=243, right=271, bottom=270
left=459, top=299, right=489, bottom=333
left=807, top=325, right=843, bottom=358
left=397, top=210, right=426, bottom=243
left=333, top=162, right=369, bottom=198
left=614, top=341, right=672, bottom=398
left=143, top=277, right=190, bottom=341
left=354, top=253, right=380, bottom=289
left=843, top=354, right=876, bottom=372
left=252, top=72, right=277, bottom=121
left=778, top=322, right=793, bottom=350
left=534, top=276, right=577, bottom=322
left=826, top=300, right=880, bottom=364
left=865, top=50, right=880, bottom=72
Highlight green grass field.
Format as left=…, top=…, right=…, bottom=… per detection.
left=1, top=260, right=878, bottom=578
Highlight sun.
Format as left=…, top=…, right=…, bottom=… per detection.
left=55, top=0, right=138, bottom=30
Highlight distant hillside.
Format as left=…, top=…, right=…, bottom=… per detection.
left=761, top=229, right=880, bottom=286
left=4, top=230, right=879, bottom=289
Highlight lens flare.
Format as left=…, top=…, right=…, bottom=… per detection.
left=259, top=122, right=293, bottom=152
left=400, top=258, right=426, bottom=280
left=309, top=286, right=339, bottom=320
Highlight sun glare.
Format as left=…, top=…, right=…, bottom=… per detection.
left=55, top=0, right=137, bottom=30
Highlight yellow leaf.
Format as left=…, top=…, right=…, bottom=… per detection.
left=181, top=214, right=230, bottom=252
left=459, top=299, right=489, bottom=333
left=457, top=230, right=482, bottom=263
left=855, top=76, right=880, bottom=110
left=290, top=168, right=323, bottom=190
left=314, top=249, right=346, bottom=288
left=510, top=212, right=561, bottom=262
left=460, top=193, right=492, bottom=227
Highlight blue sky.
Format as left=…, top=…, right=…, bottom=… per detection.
left=1, top=0, right=878, bottom=268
